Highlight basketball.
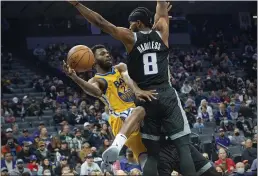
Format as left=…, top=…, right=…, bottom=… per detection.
left=67, top=45, right=95, bottom=72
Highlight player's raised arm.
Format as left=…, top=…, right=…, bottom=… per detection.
left=154, top=1, right=172, bottom=25
left=63, top=60, right=105, bottom=98
left=153, top=0, right=170, bottom=47
left=115, top=63, right=157, bottom=102
left=68, top=1, right=134, bottom=45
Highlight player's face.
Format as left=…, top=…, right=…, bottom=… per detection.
left=95, top=48, right=112, bottom=70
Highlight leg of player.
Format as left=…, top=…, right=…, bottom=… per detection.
left=102, top=106, right=145, bottom=163
left=173, top=135, right=197, bottom=176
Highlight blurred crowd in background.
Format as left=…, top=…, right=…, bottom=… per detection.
left=1, top=5, right=257, bottom=176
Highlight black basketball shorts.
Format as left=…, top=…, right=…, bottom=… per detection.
left=136, top=86, right=191, bottom=141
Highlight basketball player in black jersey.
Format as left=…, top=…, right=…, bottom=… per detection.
left=67, top=1, right=220, bottom=176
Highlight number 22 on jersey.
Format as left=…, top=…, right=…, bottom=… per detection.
left=143, top=53, right=158, bottom=75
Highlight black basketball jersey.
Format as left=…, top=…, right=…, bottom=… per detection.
left=127, top=30, right=170, bottom=89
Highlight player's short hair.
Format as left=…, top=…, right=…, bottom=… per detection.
left=128, top=7, right=153, bottom=27
left=91, top=45, right=106, bottom=55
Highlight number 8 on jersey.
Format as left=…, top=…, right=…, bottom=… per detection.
left=143, top=53, right=158, bottom=75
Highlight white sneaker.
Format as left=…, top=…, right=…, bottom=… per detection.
left=102, top=145, right=119, bottom=163
left=101, top=161, right=112, bottom=173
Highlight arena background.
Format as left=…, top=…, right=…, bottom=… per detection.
left=1, top=1, right=257, bottom=176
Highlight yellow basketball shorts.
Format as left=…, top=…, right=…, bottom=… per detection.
left=108, top=108, right=147, bottom=159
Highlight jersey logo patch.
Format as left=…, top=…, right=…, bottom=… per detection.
left=113, top=77, right=135, bottom=102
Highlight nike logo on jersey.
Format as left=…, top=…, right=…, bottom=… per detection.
left=137, top=41, right=161, bottom=53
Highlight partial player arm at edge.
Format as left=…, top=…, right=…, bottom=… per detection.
left=154, top=1, right=171, bottom=25
left=71, top=75, right=104, bottom=98
left=115, top=63, right=139, bottom=93
left=69, top=1, right=134, bottom=44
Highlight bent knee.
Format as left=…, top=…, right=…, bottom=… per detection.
left=134, top=106, right=146, bottom=118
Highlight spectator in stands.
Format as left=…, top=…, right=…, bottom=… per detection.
left=88, top=128, right=103, bottom=149
left=88, top=105, right=98, bottom=124
left=193, top=117, right=205, bottom=129
left=1, top=138, right=22, bottom=158
left=72, top=128, right=86, bottom=151
left=184, top=98, right=197, bottom=125
left=82, top=122, right=92, bottom=141
left=230, top=128, right=245, bottom=146
left=27, top=155, right=38, bottom=172
left=208, top=91, right=221, bottom=104
left=80, top=154, right=102, bottom=175
left=37, top=157, right=54, bottom=176
left=234, top=162, right=247, bottom=176
left=216, top=128, right=230, bottom=148
left=198, top=99, right=213, bottom=121
left=220, top=54, right=233, bottom=73
left=227, top=102, right=239, bottom=120
left=1, top=152, right=16, bottom=172
left=204, top=76, right=217, bottom=92
left=59, top=141, right=71, bottom=157
left=242, top=139, right=257, bottom=165
left=17, top=142, right=34, bottom=163
left=79, top=142, right=92, bottom=163
left=12, top=123, right=21, bottom=137
left=215, top=148, right=235, bottom=173
left=55, top=155, right=70, bottom=176
left=2, top=128, right=18, bottom=145
left=68, top=105, right=83, bottom=125
left=195, top=89, right=208, bottom=107
left=39, top=127, right=51, bottom=145
left=46, top=85, right=58, bottom=100
left=198, top=106, right=210, bottom=122
left=56, top=90, right=68, bottom=107
left=97, top=139, right=110, bottom=157
left=59, top=125, right=74, bottom=149
left=181, top=80, right=192, bottom=94
left=220, top=90, right=231, bottom=103
left=217, top=103, right=234, bottom=131
left=9, top=159, right=32, bottom=176
left=2, top=101, right=15, bottom=123
left=100, top=123, right=112, bottom=140
left=236, top=113, right=252, bottom=138
left=18, top=129, right=33, bottom=146
left=35, top=141, right=51, bottom=162
left=53, top=107, right=67, bottom=126
left=79, top=101, right=88, bottom=118
left=120, top=149, right=141, bottom=173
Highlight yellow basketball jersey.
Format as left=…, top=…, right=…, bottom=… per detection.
left=94, top=67, right=136, bottom=113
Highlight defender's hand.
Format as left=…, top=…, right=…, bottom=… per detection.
left=135, top=89, right=158, bottom=102
left=63, top=60, right=77, bottom=78
left=166, top=2, right=172, bottom=16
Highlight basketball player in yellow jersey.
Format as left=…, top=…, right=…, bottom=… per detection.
left=63, top=45, right=157, bottom=169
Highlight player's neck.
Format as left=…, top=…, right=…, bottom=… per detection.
left=96, top=66, right=112, bottom=74
left=139, top=27, right=151, bottom=32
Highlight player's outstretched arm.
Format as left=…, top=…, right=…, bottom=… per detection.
left=115, top=63, right=158, bottom=102
left=68, top=1, right=134, bottom=45
left=63, top=60, right=104, bottom=98
left=152, top=0, right=170, bottom=47
left=154, top=1, right=172, bottom=25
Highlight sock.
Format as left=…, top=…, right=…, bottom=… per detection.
left=112, top=133, right=127, bottom=151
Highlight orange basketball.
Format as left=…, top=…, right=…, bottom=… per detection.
left=67, top=45, right=95, bottom=72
